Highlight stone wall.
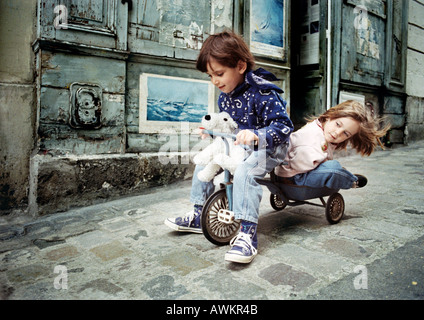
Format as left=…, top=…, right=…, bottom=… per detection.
left=405, top=0, right=424, bottom=142
left=0, top=0, right=36, bottom=212
left=29, top=153, right=194, bottom=216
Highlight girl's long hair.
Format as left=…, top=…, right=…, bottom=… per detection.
left=314, top=100, right=390, bottom=156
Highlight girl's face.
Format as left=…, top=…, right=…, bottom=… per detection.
left=206, top=58, right=247, bottom=94
left=323, top=117, right=360, bottom=144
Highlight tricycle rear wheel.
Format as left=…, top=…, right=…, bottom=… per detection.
left=325, top=193, right=344, bottom=224
left=270, top=194, right=287, bottom=211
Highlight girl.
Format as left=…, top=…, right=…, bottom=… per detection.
left=275, top=100, right=390, bottom=190
left=165, top=31, right=294, bottom=264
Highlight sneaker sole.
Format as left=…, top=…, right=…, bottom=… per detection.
left=224, top=252, right=257, bottom=264
left=164, top=219, right=203, bottom=234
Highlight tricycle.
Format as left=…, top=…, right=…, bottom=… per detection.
left=200, top=130, right=345, bottom=246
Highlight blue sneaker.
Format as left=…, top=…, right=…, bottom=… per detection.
left=164, top=205, right=202, bottom=234
left=225, top=222, right=258, bottom=264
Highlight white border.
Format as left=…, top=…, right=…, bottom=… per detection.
left=249, top=0, right=287, bottom=60
left=139, top=73, right=215, bottom=133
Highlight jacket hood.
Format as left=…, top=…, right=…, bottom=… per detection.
left=230, top=68, right=284, bottom=97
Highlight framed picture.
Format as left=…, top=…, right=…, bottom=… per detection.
left=139, top=73, right=215, bottom=133
left=249, top=0, right=286, bottom=60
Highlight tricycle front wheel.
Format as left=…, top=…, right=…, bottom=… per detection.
left=201, top=189, right=240, bottom=246
left=325, top=193, right=345, bottom=224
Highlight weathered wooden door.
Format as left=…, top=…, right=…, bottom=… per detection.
left=36, top=0, right=236, bottom=155
left=127, top=0, right=214, bottom=59
left=333, top=0, right=409, bottom=143
left=36, top=0, right=130, bottom=155
left=125, top=0, right=235, bottom=152
left=339, top=0, right=386, bottom=87
left=290, top=0, right=408, bottom=143
left=39, top=0, right=128, bottom=50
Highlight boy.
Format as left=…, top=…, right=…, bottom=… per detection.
left=165, top=31, right=293, bottom=264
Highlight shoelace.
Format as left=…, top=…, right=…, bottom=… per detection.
left=183, top=210, right=197, bottom=225
left=229, top=232, right=257, bottom=255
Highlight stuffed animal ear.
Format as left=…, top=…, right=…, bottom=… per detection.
left=227, top=117, right=238, bottom=130
left=202, top=113, right=217, bottom=130
left=218, top=112, right=237, bottom=131
left=219, top=112, right=231, bottom=122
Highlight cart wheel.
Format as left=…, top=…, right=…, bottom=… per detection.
left=270, top=194, right=287, bottom=211
left=201, top=189, right=240, bottom=246
left=325, top=193, right=345, bottom=224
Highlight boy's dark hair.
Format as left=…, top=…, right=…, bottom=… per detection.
left=196, top=31, right=255, bottom=73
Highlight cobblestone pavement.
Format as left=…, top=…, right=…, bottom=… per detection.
left=1, top=141, right=424, bottom=300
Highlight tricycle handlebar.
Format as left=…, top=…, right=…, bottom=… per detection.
left=201, top=129, right=237, bottom=141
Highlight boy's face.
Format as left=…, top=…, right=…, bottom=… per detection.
left=206, top=58, right=246, bottom=94
left=323, top=117, right=360, bottom=144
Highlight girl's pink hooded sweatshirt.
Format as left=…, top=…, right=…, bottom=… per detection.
left=275, top=120, right=337, bottom=178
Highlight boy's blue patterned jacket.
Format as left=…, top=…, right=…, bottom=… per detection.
left=218, top=68, right=294, bottom=150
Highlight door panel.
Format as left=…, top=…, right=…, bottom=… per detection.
left=128, top=0, right=213, bottom=60
left=340, top=0, right=386, bottom=86
left=385, top=0, right=408, bottom=90
left=39, top=0, right=128, bottom=50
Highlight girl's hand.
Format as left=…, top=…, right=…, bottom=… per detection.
left=235, top=130, right=258, bottom=146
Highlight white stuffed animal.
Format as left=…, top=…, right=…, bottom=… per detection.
left=193, top=112, right=247, bottom=182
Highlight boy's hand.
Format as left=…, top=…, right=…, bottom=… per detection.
left=195, top=127, right=210, bottom=140
left=235, top=130, right=258, bottom=146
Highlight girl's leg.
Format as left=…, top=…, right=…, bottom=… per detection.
left=293, top=160, right=358, bottom=190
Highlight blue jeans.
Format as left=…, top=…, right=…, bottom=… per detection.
left=292, top=160, right=357, bottom=190
left=190, top=143, right=288, bottom=224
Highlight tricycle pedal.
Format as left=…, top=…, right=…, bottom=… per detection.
left=217, top=209, right=235, bottom=224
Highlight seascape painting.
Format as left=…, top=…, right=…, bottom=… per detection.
left=250, top=0, right=285, bottom=59
left=139, top=73, right=214, bottom=133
